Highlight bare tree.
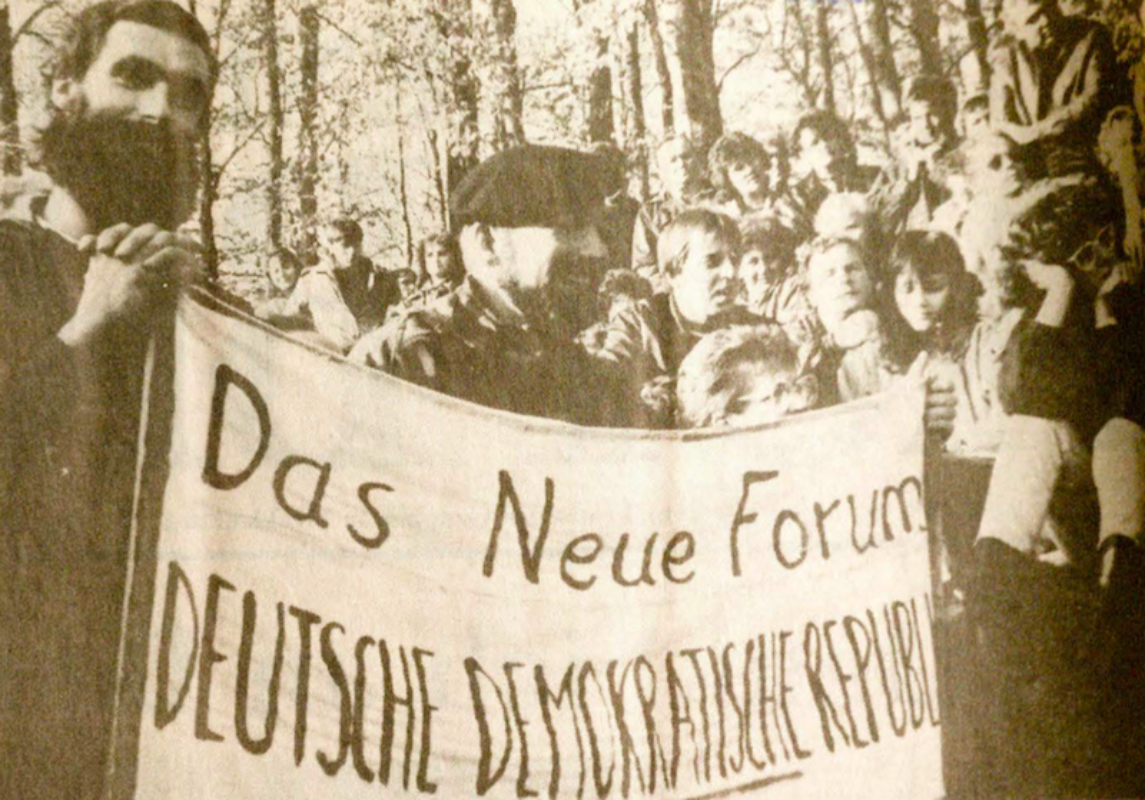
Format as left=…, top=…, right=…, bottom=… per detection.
left=0, top=4, right=19, bottom=176
left=815, top=0, right=836, bottom=115
left=585, top=9, right=614, bottom=144
left=297, top=3, right=320, bottom=265
left=760, top=0, right=817, bottom=108
left=0, top=1, right=57, bottom=176
left=187, top=0, right=235, bottom=279
left=261, top=0, right=284, bottom=254
left=845, top=0, right=892, bottom=140
left=868, top=0, right=902, bottom=120
left=394, top=77, right=413, bottom=268
left=963, top=0, right=991, bottom=93
left=665, top=0, right=722, bottom=150
left=627, top=21, right=650, bottom=201
left=487, top=0, right=525, bottom=150
left=643, top=0, right=674, bottom=135
left=907, top=0, right=943, bottom=76
left=434, top=0, right=479, bottom=197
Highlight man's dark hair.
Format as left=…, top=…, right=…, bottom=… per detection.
left=793, top=109, right=856, bottom=167
left=54, top=0, right=215, bottom=84
left=906, top=75, right=958, bottom=142
left=963, top=93, right=990, bottom=115
left=330, top=217, right=364, bottom=249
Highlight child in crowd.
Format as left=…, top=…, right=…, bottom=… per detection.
left=262, top=248, right=302, bottom=306
left=839, top=229, right=978, bottom=400
left=394, top=269, right=418, bottom=300
left=799, top=198, right=882, bottom=405
left=386, top=233, right=465, bottom=322
left=676, top=324, right=818, bottom=428
left=738, top=215, right=816, bottom=348
left=255, top=247, right=361, bottom=353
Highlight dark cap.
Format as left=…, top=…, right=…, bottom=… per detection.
left=450, top=144, right=615, bottom=229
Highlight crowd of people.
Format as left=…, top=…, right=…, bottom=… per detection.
left=248, top=0, right=1145, bottom=789
left=1, top=0, right=1145, bottom=795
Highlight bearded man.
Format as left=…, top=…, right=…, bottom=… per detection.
left=0, top=3, right=213, bottom=798
left=350, top=144, right=623, bottom=425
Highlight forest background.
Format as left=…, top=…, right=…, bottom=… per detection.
left=2, top=0, right=1143, bottom=291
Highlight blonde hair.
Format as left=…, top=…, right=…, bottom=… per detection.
left=677, top=324, right=798, bottom=428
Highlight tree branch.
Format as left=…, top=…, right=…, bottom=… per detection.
left=213, top=117, right=268, bottom=181
left=13, top=1, right=61, bottom=42
left=314, top=10, right=362, bottom=46
left=716, top=44, right=761, bottom=92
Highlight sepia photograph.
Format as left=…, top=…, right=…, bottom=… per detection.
left=0, top=0, right=1143, bottom=797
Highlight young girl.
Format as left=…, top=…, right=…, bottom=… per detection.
left=838, top=229, right=978, bottom=401
left=386, top=233, right=463, bottom=322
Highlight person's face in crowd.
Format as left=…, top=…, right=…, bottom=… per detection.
left=267, top=252, right=300, bottom=294
left=657, top=138, right=696, bottom=200
left=728, top=160, right=768, bottom=204
left=59, top=21, right=210, bottom=140
left=45, top=21, right=211, bottom=229
left=397, top=271, right=418, bottom=297
left=1001, top=0, right=1054, bottom=49
left=740, top=247, right=772, bottom=309
left=716, top=361, right=817, bottom=427
left=806, top=241, right=873, bottom=325
left=460, top=221, right=608, bottom=333
left=893, top=267, right=951, bottom=334
left=906, top=98, right=943, bottom=149
left=425, top=240, right=456, bottom=283
left=963, top=104, right=991, bottom=141
left=796, top=128, right=834, bottom=181
left=670, top=228, right=739, bottom=328
left=323, top=229, right=357, bottom=271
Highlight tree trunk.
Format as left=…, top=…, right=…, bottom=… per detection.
left=0, top=5, right=19, bottom=176
left=587, top=31, right=614, bottom=144
left=488, top=0, right=525, bottom=150
left=297, top=4, right=320, bottom=266
left=908, top=0, right=943, bottom=77
left=845, top=0, right=891, bottom=140
left=262, top=0, right=284, bottom=254
left=198, top=123, right=219, bottom=279
left=666, top=0, right=722, bottom=151
left=395, top=82, right=414, bottom=269
left=427, top=127, right=448, bottom=229
left=963, top=0, right=991, bottom=94
left=815, top=0, right=836, bottom=115
left=868, top=0, right=902, bottom=120
left=438, top=0, right=479, bottom=199
left=627, top=22, right=650, bottom=201
left=643, top=0, right=673, bottom=135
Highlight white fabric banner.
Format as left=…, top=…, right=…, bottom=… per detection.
left=129, top=296, right=943, bottom=799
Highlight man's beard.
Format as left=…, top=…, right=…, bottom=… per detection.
left=38, top=107, right=199, bottom=230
